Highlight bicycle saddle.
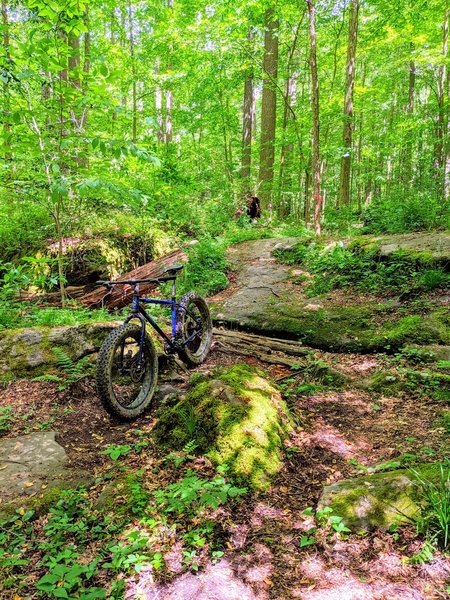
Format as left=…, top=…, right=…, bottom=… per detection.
left=165, top=264, right=184, bottom=274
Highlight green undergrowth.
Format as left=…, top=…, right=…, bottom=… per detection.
left=0, top=453, right=247, bottom=598
left=152, top=364, right=293, bottom=490
left=0, top=303, right=120, bottom=330
left=274, top=241, right=449, bottom=297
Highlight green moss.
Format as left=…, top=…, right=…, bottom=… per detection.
left=368, top=370, right=403, bottom=393
left=152, top=364, right=293, bottom=491
left=0, top=481, right=82, bottom=521
left=320, top=462, right=449, bottom=531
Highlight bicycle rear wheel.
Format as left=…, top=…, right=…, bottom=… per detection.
left=96, top=323, right=158, bottom=420
left=176, top=292, right=212, bottom=366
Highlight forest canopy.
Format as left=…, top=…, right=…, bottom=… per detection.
left=0, top=0, right=449, bottom=286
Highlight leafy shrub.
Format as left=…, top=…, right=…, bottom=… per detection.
left=180, top=238, right=229, bottom=297
left=362, top=195, right=445, bottom=234
left=33, top=349, right=93, bottom=391
left=0, top=406, right=13, bottom=434
left=154, top=468, right=246, bottom=516
left=0, top=303, right=115, bottom=330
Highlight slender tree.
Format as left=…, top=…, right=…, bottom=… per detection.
left=338, top=0, right=359, bottom=207
left=1, top=0, right=11, bottom=169
left=306, top=0, right=322, bottom=233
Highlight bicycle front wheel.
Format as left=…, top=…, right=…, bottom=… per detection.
left=96, top=323, right=158, bottom=420
left=176, top=292, right=212, bottom=366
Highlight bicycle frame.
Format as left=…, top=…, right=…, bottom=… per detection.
left=123, top=281, right=202, bottom=359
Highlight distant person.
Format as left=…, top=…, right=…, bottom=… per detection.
left=233, top=192, right=262, bottom=221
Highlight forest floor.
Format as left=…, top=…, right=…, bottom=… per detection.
left=1, top=237, right=450, bottom=599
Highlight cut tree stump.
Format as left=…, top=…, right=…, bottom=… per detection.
left=78, top=246, right=191, bottom=309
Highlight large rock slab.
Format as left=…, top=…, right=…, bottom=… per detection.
left=0, top=322, right=118, bottom=377
left=0, top=431, right=91, bottom=518
left=354, top=231, right=450, bottom=264
left=318, top=463, right=448, bottom=531
left=212, top=239, right=450, bottom=353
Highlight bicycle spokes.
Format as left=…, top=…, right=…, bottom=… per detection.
left=111, top=337, right=147, bottom=407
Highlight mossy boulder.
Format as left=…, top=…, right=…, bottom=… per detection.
left=152, top=364, right=293, bottom=491
left=47, top=230, right=173, bottom=285
left=0, top=322, right=118, bottom=378
left=319, top=462, right=449, bottom=531
left=367, top=368, right=450, bottom=394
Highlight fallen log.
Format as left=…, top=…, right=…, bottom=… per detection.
left=213, top=328, right=309, bottom=357
left=213, top=328, right=348, bottom=383
left=79, top=247, right=190, bottom=309
left=212, top=328, right=309, bottom=368
left=18, top=286, right=88, bottom=305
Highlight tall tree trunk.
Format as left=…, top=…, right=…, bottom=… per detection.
left=258, top=8, right=279, bottom=211
left=278, top=14, right=304, bottom=216
left=278, top=71, right=298, bottom=216
left=165, top=89, right=173, bottom=143
left=338, top=0, right=359, bottom=207
left=82, top=6, right=90, bottom=127
left=155, top=59, right=164, bottom=142
left=441, top=10, right=449, bottom=200
left=1, top=0, right=11, bottom=169
left=306, top=0, right=322, bottom=234
left=404, top=46, right=415, bottom=187
left=241, top=29, right=254, bottom=189
left=128, top=0, right=137, bottom=143
left=165, top=0, right=174, bottom=144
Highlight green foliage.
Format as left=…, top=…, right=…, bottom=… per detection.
left=412, top=463, right=450, bottom=549
left=32, top=349, right=94, bottom=391
left=0, top=303, right=115, bottom=331
left=101, top=444, right=132, bottom=461
left=407, top=540, right=436, bottom=565
left=180, top=239, right=229, bottom=297
left=300, top=505, right=351, bottom=547
left=363, top=196, right=446, bottom=235
left=154, top=468, right=247, bottom=516
left=275, top=242, right=449, bottom=296
left=0, top=406, right=13, bottom=434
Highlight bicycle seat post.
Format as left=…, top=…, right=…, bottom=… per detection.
left=132, top=282, right=140, bottom=311
left=171, top=276, right=176, bottom=302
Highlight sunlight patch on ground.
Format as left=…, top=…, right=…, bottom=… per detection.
left=127, top=559, right=258, bottom=600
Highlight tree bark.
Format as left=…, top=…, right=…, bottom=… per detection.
left=258, top=8, right=279, bottom=211
left=278, top=14, right=304, bottom=215
left=441, top=10, right=449, bottom=200
left=338, top=0, right=359, bottom=207
left=306, top=0, right=322, bottom=233
left=241, top=29, right=254, bottom=188
left=128, top=0, right=137, bottom=143
left=404, top=46, right=415, bottom=187
left=79, top=247, right=192, bottom=309
left=1, top=0, right=11, bottom=168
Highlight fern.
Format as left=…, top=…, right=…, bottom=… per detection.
left=50, top=349, right=93, bottom=390
left=182, top=440, right=198, bottom=455
left=53, top=348, right=77, bottom=375
left=32, top=374, right=61, bottom=383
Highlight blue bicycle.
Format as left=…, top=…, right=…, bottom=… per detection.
left=95, top=265, right=212, bottom=420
